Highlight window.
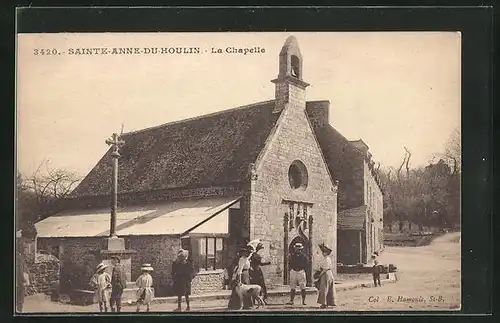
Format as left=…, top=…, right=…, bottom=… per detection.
left=198, top=237, right=226, bottom=271
left=288, top=160, right=308, bottom=190
left=48, top=245, right=60, bottom=259
left=291, top=55, right=300, bottom=78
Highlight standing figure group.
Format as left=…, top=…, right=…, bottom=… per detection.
left=90, top=257, right=154, bottom=313
left=227, top=239, right=270, bottom=310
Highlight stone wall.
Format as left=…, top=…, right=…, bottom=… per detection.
left=38, top=235, right=183, bottom=296
left=191, top=270, right=225, bottom=294
left=26, top=253, right=60, bottom=296
left=126, top=235, right=181, bottom=297
left=250, top=79, right=337, bottom=287
left=38, top=237, right=106, bottom=292
left=364, top=161, right=384, bottom=255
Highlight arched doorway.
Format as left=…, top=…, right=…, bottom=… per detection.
left=288, top=235, right=312, bottom=287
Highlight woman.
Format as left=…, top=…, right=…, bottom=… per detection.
left=249, top=243, right=271, bottom=304
left=172, top=249, right=194, bottom=311
left=135, top=263, right=154, bottom=312
left=228, top=246, right=253, bottom=310
left=315, top=243, right=336, bottom=308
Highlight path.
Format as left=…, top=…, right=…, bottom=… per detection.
left=22, top=232, right=461, bottom=313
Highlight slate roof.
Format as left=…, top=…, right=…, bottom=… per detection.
left=307, top=121, right=364, bottom=183
left=71, top=101, right=281, bottom=197
left=338, top=205, right=367, bottom=230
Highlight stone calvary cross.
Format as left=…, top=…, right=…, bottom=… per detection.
left=105, top=132, right=125, bottom=238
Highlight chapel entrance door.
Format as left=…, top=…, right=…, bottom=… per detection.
left=288, top=236, right=312, bottom=287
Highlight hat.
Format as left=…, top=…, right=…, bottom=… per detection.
left=140, top=263, right=154, bottom=271
left=177, top=249, right=189, bottom=259
left=256, top=242, right=264, bottom=250
left=319, top=243, right=332, bottom=255
left=96, top=263, right=109, bottom=272
left=294, top=243, right=304, bottom=250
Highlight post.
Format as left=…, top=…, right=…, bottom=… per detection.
left=110, top=154, right=118, bottom=237
left=106, top=133, right=125, bottom=238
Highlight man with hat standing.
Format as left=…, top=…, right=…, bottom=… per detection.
left=287, top=242, right=309, bottom=306
left=110, top=256, right=127, bottom=313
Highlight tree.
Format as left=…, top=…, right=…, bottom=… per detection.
left=16, top=160, right=82, bottom=231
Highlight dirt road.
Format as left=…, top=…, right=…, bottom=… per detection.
left=21, top=232, right=461, bottom=313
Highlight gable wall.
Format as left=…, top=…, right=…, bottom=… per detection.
left=249, top=84, right=337, bottom=287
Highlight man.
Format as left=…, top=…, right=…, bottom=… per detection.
left=287, top=243, right=309, bottom=306
left=372, top=260, right=382, bottom=287
left=109, top=256, right=127, bottom=312
left=16, top=251, right=30, bottom=312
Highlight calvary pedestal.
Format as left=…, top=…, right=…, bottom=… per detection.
left=98, top=133, right=139, bottom=303
left=100, top=237, right=139, bottom=303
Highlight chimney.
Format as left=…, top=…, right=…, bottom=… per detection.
left=306, top=101, right=330, bottom=128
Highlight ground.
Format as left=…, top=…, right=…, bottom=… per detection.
left=21, top=232, right=461, bottom=313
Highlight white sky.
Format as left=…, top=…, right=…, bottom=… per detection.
left=17, top=32, right=461, bottom=177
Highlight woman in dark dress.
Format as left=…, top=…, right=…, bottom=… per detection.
left=249, top=243, right=271, bottom=304
left=227, top=246, right=253, bottom=310
left=172, top=249, right=194, bottom=311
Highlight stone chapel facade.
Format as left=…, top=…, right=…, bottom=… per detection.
left=34, top=36, right=381, bottom=296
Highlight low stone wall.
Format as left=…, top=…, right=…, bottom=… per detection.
left=191, top=270, right=225, bottom=294
left=26, top=253, right=60, bottom=296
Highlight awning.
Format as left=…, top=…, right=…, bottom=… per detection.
left=35, top=197, right=241, bottom=238
left=338, top=205, right=367, bottom=231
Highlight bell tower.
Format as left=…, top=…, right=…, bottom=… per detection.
left=272, top=36, right=310, bottom=114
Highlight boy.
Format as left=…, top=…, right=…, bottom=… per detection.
left=372, top=260, right=382, bottom=287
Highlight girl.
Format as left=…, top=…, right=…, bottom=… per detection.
left=135, top=263, right=154, bottom=312
left=90, top=263, right=112, bottom=313
left=172, top=249, right=194, bottom=312
left=316, top=243, right=336, bottom=308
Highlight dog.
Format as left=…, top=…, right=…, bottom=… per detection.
left=233, top=281, right=266, bottom=309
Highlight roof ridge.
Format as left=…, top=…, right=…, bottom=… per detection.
left=325, top=124, right=365, bottom=155
left=122, top=99, right=276, bottom=136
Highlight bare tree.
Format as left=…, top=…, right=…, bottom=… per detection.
left=404, top=147, right=412, bottom=178
left=22, top=159, right=82, bottom=220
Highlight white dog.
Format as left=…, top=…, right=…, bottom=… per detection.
left=233, top=281, right=266, bottom=309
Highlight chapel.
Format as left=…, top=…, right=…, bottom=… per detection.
left=34, top=36, right=383, bottom=297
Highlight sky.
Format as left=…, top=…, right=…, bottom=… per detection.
left=17, top=32, right=461, bottom=177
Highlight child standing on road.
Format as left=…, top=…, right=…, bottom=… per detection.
left=90, top=263, right=112, bottom=312
left=136, top=264, right=154, bottom=312
left=372, top=260, right=382, bottom=287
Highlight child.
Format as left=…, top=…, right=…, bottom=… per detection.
left=172, top=249, right=194, bottom=312
left=372, top=260, right=382, bottom=287
left=90, top=263, right=112, bottom=312
left=136, top=263, right=154, bottom=312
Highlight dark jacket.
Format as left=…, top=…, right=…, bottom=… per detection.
left=372, top=264, right=381, bottom=275
left=111, top=265, right=127, bottom=291
left=250, top=252, right=271, bottom=269
left=289, top=251, right=308, bottom=271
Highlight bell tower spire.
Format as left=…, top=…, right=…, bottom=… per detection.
left=272, top=36, right=310, bottom=114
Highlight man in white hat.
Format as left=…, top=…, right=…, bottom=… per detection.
left=287, top=242, right=309, bottom=306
